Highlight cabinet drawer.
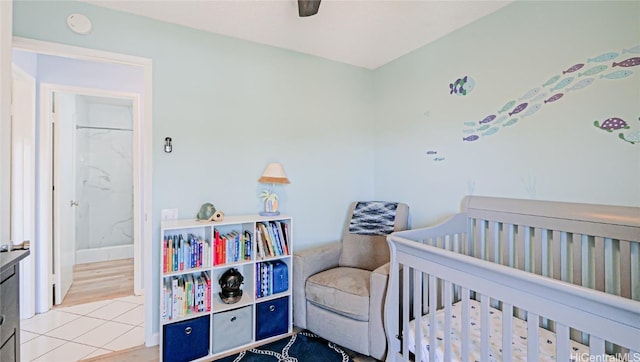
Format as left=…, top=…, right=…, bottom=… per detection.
left=212, top=306, right=252, bottom=354
left=255, top=296, right=289, bottom=340
left=162, top=315, right=209, bottom=362
left=0, top=265, right=19, bottom=350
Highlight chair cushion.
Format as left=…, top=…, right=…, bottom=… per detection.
left=305, top=267, right=371, bottom=321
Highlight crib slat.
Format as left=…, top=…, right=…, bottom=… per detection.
left=489, top=221, right=499, bottom=263
left=590, top=336, right=605, bottom=359
left=620, top=240, right=631, bottom=299
left=402, top=265, right=410, bottom=360
left=533, top=227, right=542, bottom=276
left=523, top=226, right=532, bottom=272
left=428, top=275, right=437, bottom=362
left=540, top=228, right=550, bottom=277
left=414, top=269, right=424, bottom=362
left=480, top=294, right=490, bottom=362
left=595, top=236, right=605, bottom=292
left=461, top=288, right=470, bottom=362
left=556, top=323, right=570, bottom=361
left=443, top=281, right=452, bottom=361
left=552, top=230, right=562, bottom=281
left=502, top=303, right=513, bottom=361
left=572, top=233, right=582, bottom=285
left=526, top=312, right=539, bottom=362
left=581, top=234, right=595, bottom=289
left=560, top=231, right=572, bottom=283
left=508, top=224, right=516, bottom=268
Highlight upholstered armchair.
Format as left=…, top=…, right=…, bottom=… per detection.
left=293, top=201, right=409, bottom=360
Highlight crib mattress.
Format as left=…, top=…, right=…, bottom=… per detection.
left=407, top=299, right=593, bottom=362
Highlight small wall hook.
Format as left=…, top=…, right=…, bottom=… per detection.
left=164, top=137, right=172, bottom=153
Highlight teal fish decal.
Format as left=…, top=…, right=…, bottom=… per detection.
left=542, top=75, right=560, bottom=87
left=433, top=157, right=445, bottom=162
left=519, top=87, right=541, bottom=101
left=622, top=45, right=640, bottom=54
left=565, top=78, right=594, bottom=92
left=498, top=100, right=516, bottom=113
left=550, top=76, right=575, bottom=91
left=600, top=70, right=633, bottom=80
left=477, top=124, right=491, bottom=131
left=531, top=92, right=549, bottom=102
left=463, top=129, right=476, bottom=134
left=464, top=121, right=476, bottom=127
left=503, top=118, right=519, bottom=127
left=520, top=104, right=542, bottom=118
left=482, top=127, right=499, bottom=136
left=588, top=52, right=619, bottom=63
left=578, top=65, right=608, bottom=77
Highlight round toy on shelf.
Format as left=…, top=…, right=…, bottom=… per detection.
left=218, top=268, right=244, bottom=304
left=196, top=202, right=216, bottom=221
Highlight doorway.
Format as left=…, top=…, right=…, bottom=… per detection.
left=49, top=89, right=138, bottom=306
left=11, top=37, right=154, bottom=346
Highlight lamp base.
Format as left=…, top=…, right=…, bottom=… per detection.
left=259, top=211, right=280, bottom=216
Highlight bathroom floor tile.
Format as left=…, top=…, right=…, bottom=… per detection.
left=112, top=305, right=144, bottom=326
left=54, top=299, right=113, bottom=316
left=32, top=341, right=97, bottom=362
left=21, top=311, right=80, bottom=334
left=86, top=301, right=137, bottom=321
left=20, top=335, right=66, bottom=361
left=46, top=316, right=106, bottom=341
left=102, top=326, right=144, bottom=351
left=73, top=321, right=134, bottom=348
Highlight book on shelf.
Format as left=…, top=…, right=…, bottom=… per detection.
left=256, top=221, right=289, bottom=258
left=162, top=271, right=211, bottom=322
left=255, top=260, right=288, bottom=298
left=163, top=234, right=210, bottom=273
left=214, top=228, right=252, bottom=265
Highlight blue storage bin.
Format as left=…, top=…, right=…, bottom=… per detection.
left=255, top=296, right=289, bottom=340
left=163, top=315, right=209, bottom=362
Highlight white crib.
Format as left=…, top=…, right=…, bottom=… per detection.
left=384, top=196, right=640, bottom=362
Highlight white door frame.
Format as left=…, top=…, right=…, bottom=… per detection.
left=13, top=37, right=155, bottom=346
left=11, top=64, right=36, bottom=319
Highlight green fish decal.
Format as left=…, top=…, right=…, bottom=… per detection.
left=542, top=75, right=560, bottom=87
left=498, top=100, right=516, bottom=113
left=578, top=65, right=608, bottom=77
left=600, top=70, right=633, bottom=80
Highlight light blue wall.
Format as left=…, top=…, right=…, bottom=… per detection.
left=372, top=1, right=640, bottom=227
left=13, top=0, right=376, bottom=335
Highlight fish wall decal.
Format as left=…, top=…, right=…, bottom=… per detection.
left=613, top=57, right=640, bottom=68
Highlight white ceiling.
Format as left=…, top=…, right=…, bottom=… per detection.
left=83, top=0, right=511, bottom=69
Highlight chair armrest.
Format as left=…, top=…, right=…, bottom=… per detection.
left=292, top=241, right=342, bottom=329
left=370, top=262, right=390, bottom=360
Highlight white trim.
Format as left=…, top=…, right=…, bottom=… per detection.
left=14, top=37, right=155, bottom=347
left=76, top=245, right=134, bottom=264
left=0, top=0, right=13, bottom=247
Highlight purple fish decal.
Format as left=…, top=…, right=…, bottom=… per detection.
left=508, top=102, right=528, bottom=116
left=463, top=135, right=479, bottom=142
left=544, top=93, right=564, bottom=104
left=612, top=57, right=640, bottom=68
left=562, top=63, right=584, bottom=74
left=426, top=150, right=438, bottom=155
left=479, top=115, right=496, bottom=124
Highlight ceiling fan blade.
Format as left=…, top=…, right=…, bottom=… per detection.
left=298, top=0, right=321, bottom=17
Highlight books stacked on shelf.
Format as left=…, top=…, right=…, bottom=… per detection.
left=214, top=230, right=252, bottom=265
left=255, top=221, right=290, bottom=259
left=162, top=272, right=211, bottom=322
left=255, top=260, right=288, bottom=298
left=163, top=234, right=211, bottom=273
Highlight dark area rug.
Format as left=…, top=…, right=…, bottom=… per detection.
left=217, top=330, right=353, bottom=362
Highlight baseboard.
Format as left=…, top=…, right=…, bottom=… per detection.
left=76, top=244, right=134, bottom=264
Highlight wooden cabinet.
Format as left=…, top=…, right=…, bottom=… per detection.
left=0, top=250, right=29, bottom=362
left=159, top=215, right=292, bottom=361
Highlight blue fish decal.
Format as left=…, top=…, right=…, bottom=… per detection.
left=479, top=115, right=496, bottom=124
left=463, top=135, right=479, bottom=142
left=542, top=75, right=560, bottom=87
left=482, top=127, right=499, bottom=136
left=549, top=76, right=575, bottom=91
left=588, top=52, right=619, bottom=63
left=562, top=63, right=584, bottom=74
left=498, top=100, right=516, bottom=113
left=464, top=121, right=476, bottom=127
left=509, top=102, right=528, bottom=116
left=600, top=70, right=633, bottom=80
left=530, top=92, right=549, bottom=102
left=622, top=45, right=640, bottom=54
left=565, top=78, right=594, bottom=92
left=493, top=115, right=508, bottom=124
left=578, top=65, right=608, bottom=77
left=463, top=129, right=476, bottom=134
left=477, top=124, right=491, bottom=131
left=433, top=157, right=445, bottom=162
left=519, top=87, right=541, bottom=101
left=520, top=104, right=542, bottom=118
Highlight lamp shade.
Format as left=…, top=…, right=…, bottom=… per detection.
left=258, top=163, right=290, bottom=184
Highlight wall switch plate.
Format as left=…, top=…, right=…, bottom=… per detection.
left=161, top=208, right=178, bottom=221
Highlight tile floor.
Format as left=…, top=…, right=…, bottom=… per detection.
left=20, top=295, right=144, bottom=362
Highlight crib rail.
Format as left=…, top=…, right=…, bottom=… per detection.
left=384, top=196, right=640, bottom=361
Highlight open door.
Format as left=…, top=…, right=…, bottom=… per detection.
left=52, top=91, right=76, bottom=305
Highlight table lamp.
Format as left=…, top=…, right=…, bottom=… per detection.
left=258, top=163, right=290, bottom=216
